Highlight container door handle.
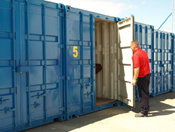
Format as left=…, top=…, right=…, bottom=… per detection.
left=84, top=91, right=93, bottom=97
left=0, top=97, right=10, bottom=104
left=31, top=102, right=41, bottom=108
left=31, top=92, right=46, bottom=98
left=84, top=83, right=92, bottom=87
left=0, top=107, right=15, bottom=113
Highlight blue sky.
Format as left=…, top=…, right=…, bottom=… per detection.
left=46, top=0, right=175, bottom=33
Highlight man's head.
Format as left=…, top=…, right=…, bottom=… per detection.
left=130, top=40, right=139, bottom=52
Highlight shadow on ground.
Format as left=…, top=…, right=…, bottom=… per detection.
left=132, top=92, right=175, bottom=117
left=23, top=92, right=175, bottom=132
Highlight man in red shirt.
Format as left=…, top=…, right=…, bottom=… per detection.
left=131, top=40, right=151, bottom=117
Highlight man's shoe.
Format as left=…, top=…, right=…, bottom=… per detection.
left=135, top=112, right=147, bottom=117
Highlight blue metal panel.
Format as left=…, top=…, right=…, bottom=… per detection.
left=134, top=22, right=154, bottom=99
left=153, top=30, right=173, bottom=96
left=22, top=0, right=64, bottom=128
left=0, top=0, right=17, bottom=131
left=172, top=34, right=175, bottom=91
left=64, top=6, right=117, bottom=120
left=0, top=0, right=175, bottom=131
left=150, top=26, right=155, bottom=97
left=90, top=14, right=95, bottom=109
left=0, top=0, right=65, bottom=131
left=170, top=33, right=174, bottom=92
left=134, top=22, right=173, bottom=98
left=65, top=6, right=92, bottom=120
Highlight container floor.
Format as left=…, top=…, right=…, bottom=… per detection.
left=96, top=98, right=117, bottom=106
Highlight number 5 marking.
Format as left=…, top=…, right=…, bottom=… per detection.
left=73, top=46, right=78, bottom=58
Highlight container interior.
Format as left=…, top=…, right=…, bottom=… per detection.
left=95, top=18, right=118, bottom=106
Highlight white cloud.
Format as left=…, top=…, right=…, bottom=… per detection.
left=45, top=0, right=137, bottom=17
left=142, top=1, right=146, bottom=4
left=127, top=5, right=138, bottom=9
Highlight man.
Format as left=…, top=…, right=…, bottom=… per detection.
left=130, top=40, right=151, bottom=117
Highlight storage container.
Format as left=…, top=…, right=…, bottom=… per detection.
left=0, top=0, right=174, bottom=131
left=0, top=0, right=65, bottom=131
left=134, top=22, right=174, bottom=99
left=64, top=5, right=135, bottom=120
left=152, top=30, right=174, bottom=95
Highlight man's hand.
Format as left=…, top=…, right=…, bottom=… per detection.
left=132, top=79, right=136, bottom=86
left=132, top=67, right=139, bottom=86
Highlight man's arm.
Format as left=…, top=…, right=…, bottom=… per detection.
left=132, top=67, right=140, bottom=86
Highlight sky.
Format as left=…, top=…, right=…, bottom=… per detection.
left=45, top=0, right=175, bottom=33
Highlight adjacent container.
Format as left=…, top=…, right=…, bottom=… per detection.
left=134, top=22, right=174, bottom=100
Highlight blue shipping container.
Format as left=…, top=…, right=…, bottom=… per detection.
left=0, top=0, right=65, bottom=131
left=134, top=22, right=174, bottom=100
left=0, top=0, right=175, bottom=131
left=64, top=5, right=136, bottom=120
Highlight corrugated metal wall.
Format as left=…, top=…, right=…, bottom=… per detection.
left=0, top=0, right=16, bottom=130
left=64, top=5, right=95, bottom=120
left=0, top=0, right=65, bottom=131
left=135, top=22, right=174, bottom=100
left=95, top=19, right=118, bottom=99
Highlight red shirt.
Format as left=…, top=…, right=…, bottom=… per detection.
left=132, top=47, right=150, bottom=77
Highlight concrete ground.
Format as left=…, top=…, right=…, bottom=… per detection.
left=24, top=92, right=175, bottom=132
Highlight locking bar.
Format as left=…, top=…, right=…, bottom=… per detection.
left=0, top=107, right=15, bottom=113
left=31, top=92, right=46, bottom=98
left=31, top=102, right=41, bottom=108
left=0, top=97, right=10, bottom=104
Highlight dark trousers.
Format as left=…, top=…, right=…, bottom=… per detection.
left=136, top=74, right=150, bottom=115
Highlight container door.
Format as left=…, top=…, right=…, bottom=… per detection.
left=0, top=0, right=17, bottom=130
left=117, top=16, right=135, bottom=107
left=65, top=6, right=95, bottom=119
left=15, top=1, right=65, bottom=125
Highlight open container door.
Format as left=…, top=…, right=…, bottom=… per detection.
left=117, top=16, right=135, bottom=107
